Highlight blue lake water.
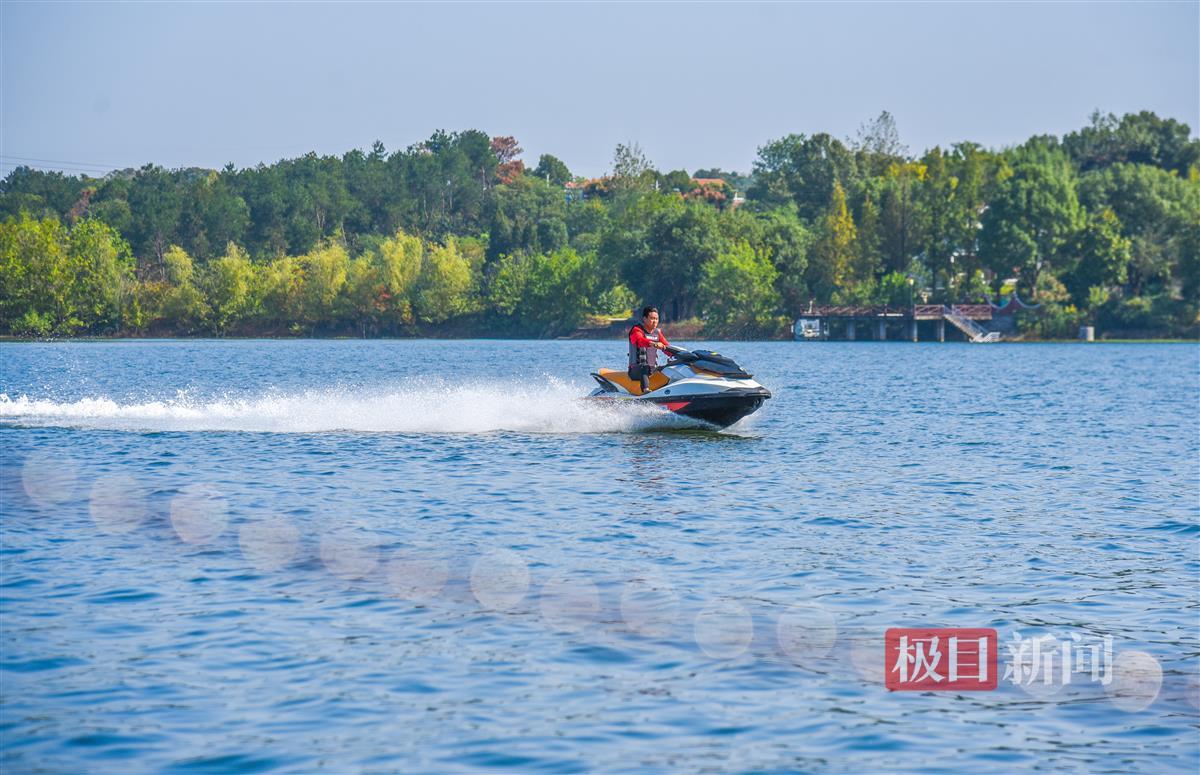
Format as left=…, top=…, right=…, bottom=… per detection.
left=1, top=339, right=1198, bottom=773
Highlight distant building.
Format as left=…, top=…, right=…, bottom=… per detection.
left=564, top=180, right=586, bottom=203
left=988, top=292, right=1040, bottom=334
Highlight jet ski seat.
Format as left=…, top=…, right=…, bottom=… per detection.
left=596, top=368, right=670, bottom=395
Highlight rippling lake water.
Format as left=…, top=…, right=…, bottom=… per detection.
left=1, top=339, right=1197, bottom=773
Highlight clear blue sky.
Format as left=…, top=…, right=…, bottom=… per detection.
left=2, top=1, right=1197, bottom=178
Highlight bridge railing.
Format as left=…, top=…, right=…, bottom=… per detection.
left=805, top=305, right=908, bottom=317
left=949, top=304, right=993, bottom=320
left=802, top=304, right=993, bottom=320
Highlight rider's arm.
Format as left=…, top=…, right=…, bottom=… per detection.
left=630, top=327, right=668, bottom=350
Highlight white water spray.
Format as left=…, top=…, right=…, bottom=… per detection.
left=0, top=378, right=701, bottom=434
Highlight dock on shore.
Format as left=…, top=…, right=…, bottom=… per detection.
left=794, top=304, right=1003, bottom=343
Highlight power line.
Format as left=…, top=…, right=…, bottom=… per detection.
left=0, top=161, right=114, bottom=177
left=1, top=161, right=117, bottom=175
left=0, top=154, right=130, bottom=171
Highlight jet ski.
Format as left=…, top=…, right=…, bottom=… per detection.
left=587, top=345, right=771, bottom=428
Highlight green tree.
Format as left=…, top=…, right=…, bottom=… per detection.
left=979, top=154, right=1084, bottom=297
left=234, top=164, right=288, bottom=256
left=610, top=196, right=726, bottom=320
left=533, top=154, right=571, bottom=186
left=90, top=197, right=133, bottom=236
left=298, top=241, right=350, bottom=328
left=917, top=147, right=957, bottom=298
left=1064, top=110, right=1200, bottom=176
left=659, top=169, right=693, bottom=194
left=487, top=248, right=594, bottom=335
left=341, top=142, right=390, bottom=237
left=159, top=245, right=208, bottom=332
left=1064, top=208, right=1131, bottom=307
left=259, top=255, right=303, bottom=329
left=877, top=160, right=927, bottom=273
left=852, top=191, right=883, bottom=301
left=1177, top=210, right=1200, bottom=306
left=852, top=110, right=908, bottom=178
left=697, top=241, right=781, bottom=337
left=593, top=283, right=638, bottom=316
left=611, top=142, right=655, bottom=197
left=180, top=171, right=250, bottom=260
left=485, top=176, right=568, bottom=262
left=373, top=228, right=424, bottom=325
left=0, top=167, right=92, bottom=222
left=203, top=242, right=257, bottom=333
left=749, top=133, right=858, bottom=222
left=67, top=218, right=137, bottom=332
left=128, top=165, right=183, bottom=274
left=0, top=214, right=135, bottom=335
left=284, top=153, right=354, bottom=254
left=920, top=142, right=999, bottom=301
left=1077, top=162, right=1199, bottom=295
left=397, top=129, right=495, bottom=234
left=0, top=213, right=73, bottom=335
left=753, top=208, right=811, bottom=316
left=807, top=181, right=858, bottom=301
left=163, top=243, right=196, bottom=286
left=874, top=271, right=915, bottom=307
left=565, top=198, right=610, bottom=255
left=414, top=238, right=472, bottom=323
left=486, top=251, right=531, bottom=317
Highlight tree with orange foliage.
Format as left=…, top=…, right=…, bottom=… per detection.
left=491, top=136, right=525, bottom=184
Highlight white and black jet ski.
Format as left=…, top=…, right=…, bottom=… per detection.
left=587, top=345, right=771, bottom=428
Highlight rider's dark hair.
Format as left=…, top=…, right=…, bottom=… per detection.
left=641, top=306, right=658, bottom=319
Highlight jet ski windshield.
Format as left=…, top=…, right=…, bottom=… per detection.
left=666, top=348, right=753, bottom=379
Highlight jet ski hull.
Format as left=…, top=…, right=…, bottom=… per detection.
left=644, top=387, right=770, bottom=428
left=587, top=384, right=771, bottom=429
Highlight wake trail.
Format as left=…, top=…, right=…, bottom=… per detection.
left=0, top=378, right=703, bottom=434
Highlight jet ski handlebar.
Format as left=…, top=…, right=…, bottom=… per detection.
left=662, top=346, right=753, bottom=378
left=662, top=344, right=697, bottom=364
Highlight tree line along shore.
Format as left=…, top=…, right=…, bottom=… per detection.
left=1, top=111, right=1197, bottom=341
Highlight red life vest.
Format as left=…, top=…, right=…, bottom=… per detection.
left=628, top=324, right=664, bottom=370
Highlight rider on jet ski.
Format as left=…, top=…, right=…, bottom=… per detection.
left=589, top=306, right=769, bottom=427
left=628, top=306, right=672, bottom=394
